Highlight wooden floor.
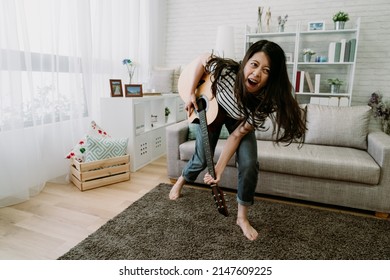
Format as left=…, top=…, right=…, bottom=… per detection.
left=0, top=156, right=172, bottom=260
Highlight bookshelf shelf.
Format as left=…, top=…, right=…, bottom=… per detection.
left=296, top=92, right=350, bottom=97
left=244, top=18, right=360, bottom=106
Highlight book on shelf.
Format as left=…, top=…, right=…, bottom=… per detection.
left=339, top=39, right=347, bottom=62
left=348, top=39, right=356, bottom=62
left=328, top=38, right=356, bottom=62
left=295, top=71, right=301, bottom=92
left=299, top=71, right=305, bottom=93
left=339, top=97, right=349, bottom=106
left=305, top=72, right=314, bottom=93
left=344, top=40, right=351, bottom=62
left=143, top=92, right=162, bottom=96
left=314, top=74, right=321, bottom=93
left=319, top=97, right=330, bottom=106
left=310, top=97, right=320, bottom=104
left=329, top=97, right=339, bottom=107
left=328, top=41, right=342, bottom=62
left=328, top=42, right=336, bottom=63
left=309, top=97, right=348, bottom=107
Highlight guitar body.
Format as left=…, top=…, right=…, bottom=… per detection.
left=178, top=59, right=218, bottom=124
left=178, top=61, right=228, bottom=216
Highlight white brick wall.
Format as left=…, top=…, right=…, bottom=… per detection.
left=163, top=0, right=390, bottom=105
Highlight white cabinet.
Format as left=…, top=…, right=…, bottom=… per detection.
left=244, top=18, right=360, bottom=106
left=101, top=94, right=186, bottom=172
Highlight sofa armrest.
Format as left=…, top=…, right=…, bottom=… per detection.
left=368, top=131, right=390, bottom=168
left=367, top=131, right=390, bottom=186
left=166, top=120, right=189, bottom=178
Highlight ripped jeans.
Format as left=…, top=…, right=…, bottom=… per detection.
left=182, top=118, right=259, bottom=206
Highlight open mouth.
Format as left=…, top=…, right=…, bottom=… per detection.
left=247, top=78, right=259, bottom=87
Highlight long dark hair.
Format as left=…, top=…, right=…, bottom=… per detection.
left=206, top=40, right=306, bottom=144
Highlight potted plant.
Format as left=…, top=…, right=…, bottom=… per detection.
left=332, top=11, right=349, bottom=30
left=327, top=78, right=343, bottom=93
left=302, top=48, right=316, bottom=62
left=165, top=107, right=171, bottom=122
left=368, top=92, right=390, bottom=134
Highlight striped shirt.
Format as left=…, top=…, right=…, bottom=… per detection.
left=214, top=69, right=267, bottom=128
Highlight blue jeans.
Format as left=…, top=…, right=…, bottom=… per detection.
left=182, top=119, right=259, bottom=206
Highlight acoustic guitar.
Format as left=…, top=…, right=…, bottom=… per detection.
left=177, top=58, right=218, bottom=125
left=178, top=61, right=229, bottom=217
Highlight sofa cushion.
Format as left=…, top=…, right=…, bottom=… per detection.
left=258, top=141, right=380, bottom=185
left=255, top=104, right=306, bottom=142
left=255, top=117, right=277, bottom=141
left=179, top=139, right=236, bottom=167
left=305, top=104, right=371, bottom=150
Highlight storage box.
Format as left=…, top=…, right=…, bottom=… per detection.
left=70, top=155, right=130, bottom=191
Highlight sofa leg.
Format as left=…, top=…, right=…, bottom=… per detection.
left=169, top=178, right=177, bottom=184
left=375, top=212, right=389, bottom=219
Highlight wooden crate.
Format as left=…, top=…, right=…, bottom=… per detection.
left=70, top=155, right=130, bottom=191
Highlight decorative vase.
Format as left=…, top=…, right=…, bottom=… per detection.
left=330, top=84, right=340, bottom=94
left=278, top=25, right=284, bottom=32
left=334, top=21, right=345, bottom=30
left=303, top=54, right=312, bottom=62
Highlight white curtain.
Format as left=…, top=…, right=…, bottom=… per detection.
left=0, top=0, right=162, bottom=207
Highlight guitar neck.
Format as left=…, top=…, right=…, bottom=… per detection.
left=197, top=101, right=216, bottom=180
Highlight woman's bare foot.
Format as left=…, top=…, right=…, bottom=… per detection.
left=237, top=218, right=258, bottom=241
left=169, top=176, right=186, bottom=200
left=237, top=204, right=258, bottom=241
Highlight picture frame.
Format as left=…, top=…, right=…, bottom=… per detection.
left=308, top=21, right=325, bottom=31
left=109, top=79, right=123, bottom=97
left=124, top=84, right=143, bottom=97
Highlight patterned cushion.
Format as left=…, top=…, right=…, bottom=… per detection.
left=305, top=104, right=371, bottom=150
left=65, top=121, right=110, bottom=162
left=85, top=135, right=128, bottom=162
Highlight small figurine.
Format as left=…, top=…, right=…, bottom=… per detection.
left=257, top=6, right=263, bottom=33
left=265, top=7, right=271, bottom=32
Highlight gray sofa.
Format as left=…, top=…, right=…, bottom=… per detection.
left=166, top=104, right=390, bottom=217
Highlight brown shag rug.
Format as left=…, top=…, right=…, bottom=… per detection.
left=58, top=183, right=390, bottom=260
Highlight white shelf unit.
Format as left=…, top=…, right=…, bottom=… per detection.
left=244, top=18, right=360, bottom=106
left=100, top=94, right=186, bottom=172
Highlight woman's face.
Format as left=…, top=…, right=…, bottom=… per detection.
left=243, top=51, right=270, bottom=93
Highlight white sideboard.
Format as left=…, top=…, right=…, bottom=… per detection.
left=101, top=94, right=186, bottom=172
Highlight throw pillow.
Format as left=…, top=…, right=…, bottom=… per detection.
left=65, top=121, right=110, bottom=162
left=172, top=66, right=182, bottom=93
left=188, top=123, right=229, bottom=140
left=149, top=67, right=174, bottom=93
left=85, top=135, right=128, bottom=162
left=305, top=104, right=371, bottom=150
left=188, top=123, right=198, bottom=140
left=219, top=124, right=229, bottom=139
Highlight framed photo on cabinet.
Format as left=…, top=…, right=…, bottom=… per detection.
left=125, top=84, right=143, bottom=97
left=308, top=21, right=325, bottom=31
left=109, top=79, right=123, bottom=97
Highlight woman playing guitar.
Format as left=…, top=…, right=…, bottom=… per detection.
left=170, top=40, right=306, bottom=241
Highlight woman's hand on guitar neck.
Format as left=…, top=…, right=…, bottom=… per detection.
left=204, top=172, right=220, bottom=185
left=185, top=93, right=198, bottom=117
